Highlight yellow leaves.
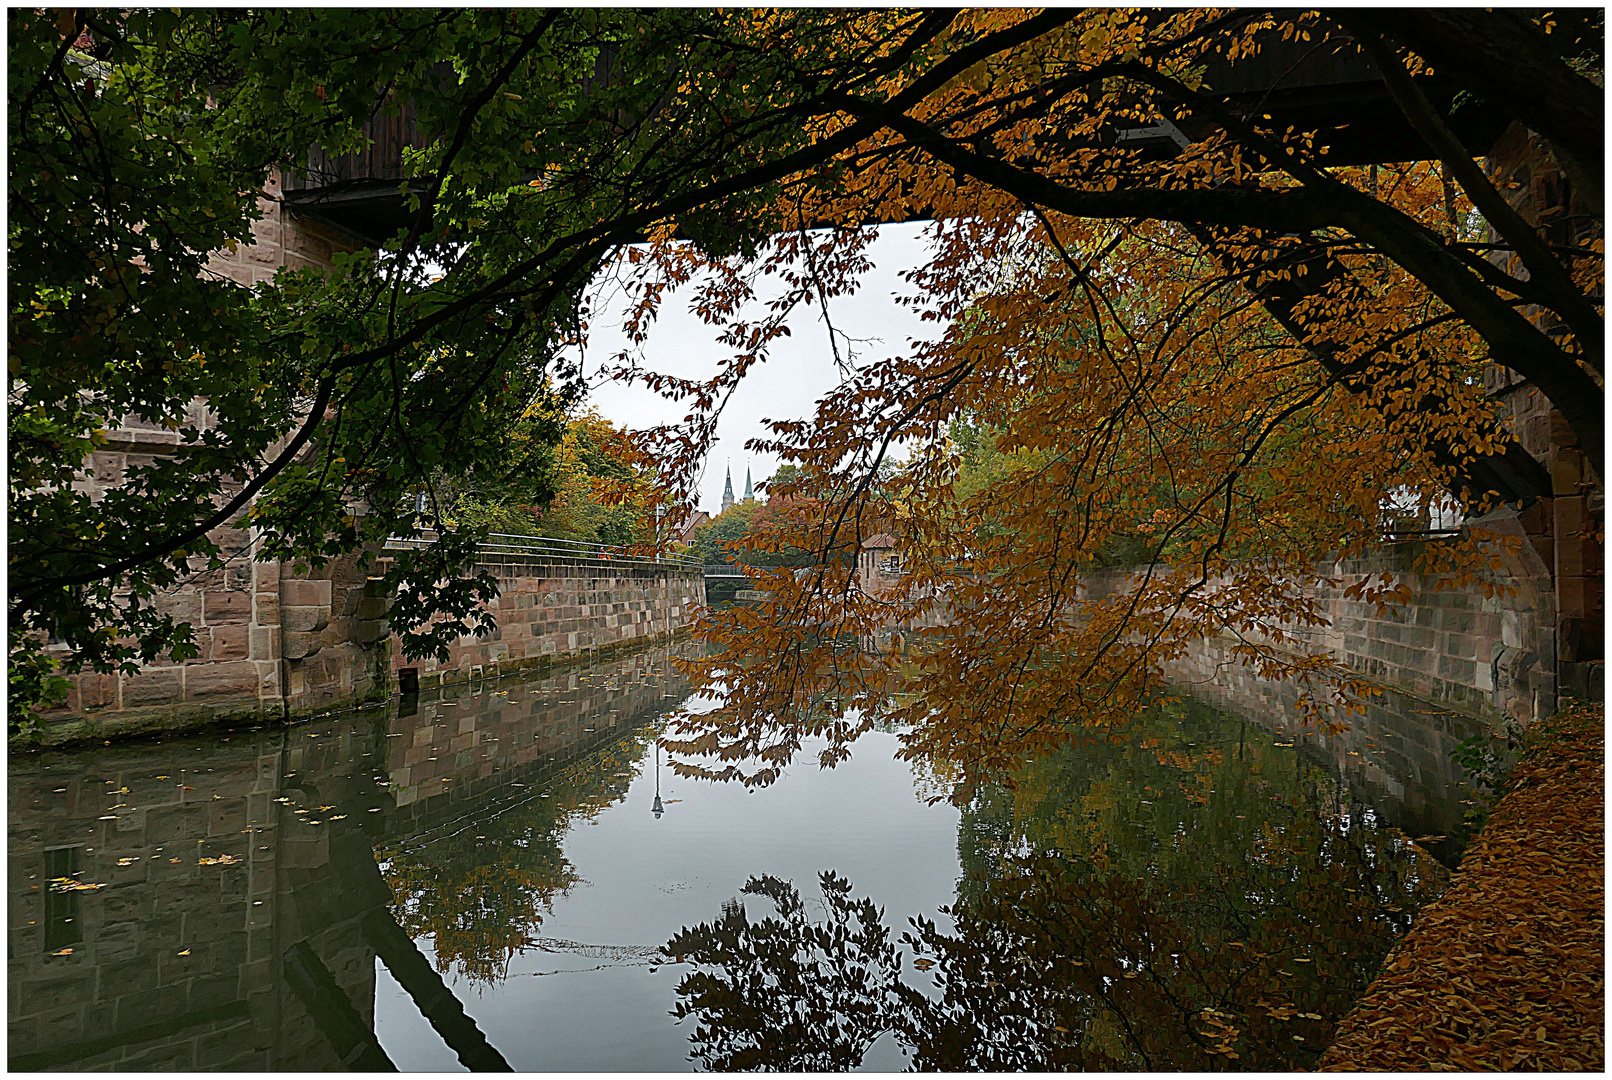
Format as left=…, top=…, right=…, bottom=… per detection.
left=49, top=877, right=106, bottom=892
left=1320, top=703, right=1603, bottom=1071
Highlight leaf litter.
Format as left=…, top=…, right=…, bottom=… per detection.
left=1319, top=702, right=1603, bottom=1071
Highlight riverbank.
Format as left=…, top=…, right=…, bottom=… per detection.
left=1317, top=700, right=1604, bottom=1071
left=11, top=626, right=700, bottom=752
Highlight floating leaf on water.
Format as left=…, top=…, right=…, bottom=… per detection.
left=50, top=878, right=106, bottom=892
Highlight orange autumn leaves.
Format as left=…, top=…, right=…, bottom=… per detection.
left=603, top=10, right=1589, bottom=790
left=1318, top=702, right=1605, bottom=1071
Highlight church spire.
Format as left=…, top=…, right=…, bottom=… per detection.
left=722, top=462, right=735, bottom=513
left=743, top=464, right=753, bottom=501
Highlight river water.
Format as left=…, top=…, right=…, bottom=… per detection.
left=8, top=639, right=1470, bottom=1071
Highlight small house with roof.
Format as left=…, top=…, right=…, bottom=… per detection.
left=859, top=533, right=904, bottom=594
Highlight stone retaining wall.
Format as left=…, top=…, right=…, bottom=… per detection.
left=390, top=555, right=704, bottom=692
left=32, top=550, right=706, bottom=747
left=1089, top=513, right=1556, bottom=728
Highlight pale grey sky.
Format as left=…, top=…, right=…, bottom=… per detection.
left=583, top=223, right=940, bottom=514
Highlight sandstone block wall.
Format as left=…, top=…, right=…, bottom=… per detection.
left=41, top=172, right=380, bottom=743
left=1248, top=520, right=1555, bottom=725
left=35, top=549, right=392, bottom=744
left=277, top=547, right=393, bottom=720
left=1087, top=514, right=1556, bottom=727
left=389, top=555, right=706, bottom=691
left=1482, top=121, right=1603, bottom=701
left=36, top=548, right=705, bottom=744
left=203, top=175, right=363, bottom=289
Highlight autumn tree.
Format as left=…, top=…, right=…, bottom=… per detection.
left=687, top=500, right=762, bottom=567
left=14, top=9, right=1600, bottom=758
left=622, top=9, right=1602, bottom=789
left=8, top=8, right=965, bottom=727
left=446, top=405, right=656, bottom=547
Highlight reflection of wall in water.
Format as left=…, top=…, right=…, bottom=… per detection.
left=7, top=731, right=377, bottom=1071
left=7, top=641, right=695, bottom=1071
left=378, top=642, right=691, bottom=839
left=1168, top=637, right=1489, bottom=862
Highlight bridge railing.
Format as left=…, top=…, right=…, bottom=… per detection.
left=384, top=530, right=704, bottom=570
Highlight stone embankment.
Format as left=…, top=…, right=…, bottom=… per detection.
left=26, top=547, right=705, bottom=748
left=1317, top=701, right=1604, bottom=1071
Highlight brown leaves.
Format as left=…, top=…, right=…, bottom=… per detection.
left=610, top=9, right=1579, bottom=789
left=1318, top=701, right=1604, bottom=1071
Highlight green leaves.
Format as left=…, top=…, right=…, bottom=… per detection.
left=14, top=8, right=927, bottom=728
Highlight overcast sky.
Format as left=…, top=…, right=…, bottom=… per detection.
left=581, top=222, right=941, bottom=514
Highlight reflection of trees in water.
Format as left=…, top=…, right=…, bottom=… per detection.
left=668, top=701, right=1449, bottom=1070
left=666, top=873, right=901, bottom=1072
left=379, top=730, right=656, bottom=984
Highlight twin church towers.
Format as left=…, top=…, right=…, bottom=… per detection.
left=721, top=463, right=753, bottom=513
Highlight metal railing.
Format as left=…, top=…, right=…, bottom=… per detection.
left=384, top=530, right=703, bottom=570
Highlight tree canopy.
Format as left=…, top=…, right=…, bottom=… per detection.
left=11, top=9, right=1601, bottom=753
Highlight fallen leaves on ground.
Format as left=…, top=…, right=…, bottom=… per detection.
left=1318, top=701, right=1604, bottom=1071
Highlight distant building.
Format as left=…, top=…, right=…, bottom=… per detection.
left=721, top=464, right=735, bottom=514
left=859, top=533, right=903, bottom=594
left=673, top=510, right=710, bottom=546
left=743, top=465, right=753, bottom=502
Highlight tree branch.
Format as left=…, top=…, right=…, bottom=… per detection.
left=12, top=376, right=337, bottom=607
left=1351, top=27, right=1602, bottom=373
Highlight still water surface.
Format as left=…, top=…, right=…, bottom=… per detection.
left=8, top=640, right=1465, bottom=1071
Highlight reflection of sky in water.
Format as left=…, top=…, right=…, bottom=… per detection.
left=8, top=643, right=1465, bottom=1073
left=375, top=690, right=1452, bottom=1072
left=374, top=726, right=962, bottom=1071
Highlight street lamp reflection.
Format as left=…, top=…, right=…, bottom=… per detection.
left=652, top=739, right=665, bottom=819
